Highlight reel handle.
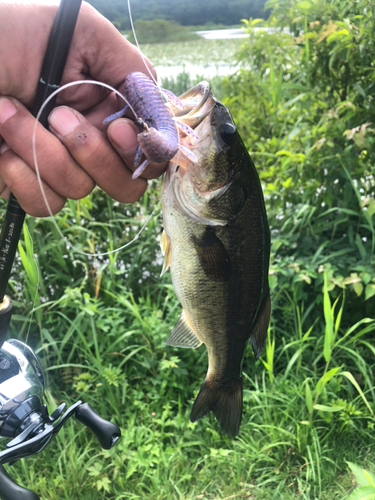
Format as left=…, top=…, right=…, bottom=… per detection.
left=0, top=465, right=39, bottom=500
left=75, top=403, right=121, bottom=450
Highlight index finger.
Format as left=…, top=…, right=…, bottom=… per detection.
left=73, top=4, right=157, bottom=96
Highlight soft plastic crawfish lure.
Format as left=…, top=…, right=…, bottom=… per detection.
left=104, top=72, right=198, bottom=178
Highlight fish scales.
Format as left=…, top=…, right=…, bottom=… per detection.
left=161, top=85, right=270, bottom=437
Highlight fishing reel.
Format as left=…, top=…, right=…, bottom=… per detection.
left=0, top=300, right=121, bottom=500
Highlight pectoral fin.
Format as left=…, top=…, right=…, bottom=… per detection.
left=165, top=310, right=202, bottom=349
left=160, top=230, right=172, bottom=276
left=192, top=227, right=232, bottom=282
left=250, top=292, right=271, bottom=359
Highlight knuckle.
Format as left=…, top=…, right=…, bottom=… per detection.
left=82, top=138, right=110, bottom=169
left=27, top=197, right=66, bottom=217
left=49, top=197, right=66, bottom=216
left=115, top=179, right=147, bottom=203
left=68, top=177, right=95, bottom=200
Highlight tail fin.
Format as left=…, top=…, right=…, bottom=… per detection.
left=190, top=377, right=243, bottom=438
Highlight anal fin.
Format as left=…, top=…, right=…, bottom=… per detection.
left=165, top=310, right=202, bottom=349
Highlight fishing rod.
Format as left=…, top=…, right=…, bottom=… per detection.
left=0, top=1, right=121, bottom=498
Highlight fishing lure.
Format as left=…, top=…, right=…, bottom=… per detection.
left=104, top=72, right=198, bottom=179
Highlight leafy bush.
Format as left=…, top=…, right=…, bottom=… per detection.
left=223, top=0, right=375, bottom=331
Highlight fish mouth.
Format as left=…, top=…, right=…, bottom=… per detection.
left=174, top=81, right=216, bottom=129
left=175, top=84, right=235, bottom=152
left=163, top=83, right=236, bottom=227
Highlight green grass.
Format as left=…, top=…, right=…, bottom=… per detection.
left=1, top=187, right=374, bottom=499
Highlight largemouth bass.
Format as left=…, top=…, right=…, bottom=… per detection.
left=160, top=82, right=270, bottom=438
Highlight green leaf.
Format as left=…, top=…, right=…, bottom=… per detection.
left=297, top=0, right=312, bottom=10
left=347, top=462, right=372, bottom=486
left=353, top=83, right=367, bottom=100
left=18, top=225, right=39, bottom=287
left=346, top=486, right=375, bottom=500
left=24, top=223, right=33, bottom=257
left=341, top=371, right=374, bottom=417
left=284, top=348, right=303, bottom=378
left=126, top=462, right=138, bottom=480
left=356, top=234, right=367, bottom=261
left=315, top=367, right=340, bottom=396
left=364, top=471, right=375, bottom=487
left=365, top=284, right=375, bottom=300
left=353, top=281, right=364, bottom=297
left=305, top=380, right=313, bottom=413
left=360, top=272, right=372, bottom=285
left=96, top=477, right=111, bottom=492
left=269, top=273, right=278, bottom=290
left=314, top=404, right=344, bottom=412
left=18, top=242, right=38, bottom=288
left=323, top=273, right=334, bottom=362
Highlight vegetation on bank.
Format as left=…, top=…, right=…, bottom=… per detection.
left=126, top=20, right=201, bottom=44
left=2, top=0, right=375, bottom=498
left=87, top=0, right=268, bottom=30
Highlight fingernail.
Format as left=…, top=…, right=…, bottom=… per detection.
left=49, top=107, right=80, bottom=136
left=109, top=119, right=139, bottom=153
left=0, top=142, right=10, bottom=155
left=0, top=98, right=17, bottom=125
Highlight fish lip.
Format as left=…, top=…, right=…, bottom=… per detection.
left=164, top=82, right=217, bottom=180
left=164, top=84, right=235, bottom=191
left=175, top=81, right=216, bottom=130
left=176, top=81, right=211, bottom=116
left=179, top=97, right=232, bottom=155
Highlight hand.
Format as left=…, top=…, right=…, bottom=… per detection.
left=0, top=1, right=165, bottom=217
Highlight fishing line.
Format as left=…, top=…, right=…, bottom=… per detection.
left=32, top=79, right=160, bottom=258
left=126, top=0, right=183, bottom=187
left=127, top=0, right=157, bottom=87
left=33, top=0, right=189, bottom=257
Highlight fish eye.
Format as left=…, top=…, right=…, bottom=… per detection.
left=219, top=123, right=237, bottom=146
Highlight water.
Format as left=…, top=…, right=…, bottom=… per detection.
left=148, top=30, right=245, bottom=81
left=195, top=28, right=246, bottom=39
left=195, top=27, right=289, bottom=39
left=143, top=27, right=290, bottom=80
left=155, top=64, right=238, bottom=81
